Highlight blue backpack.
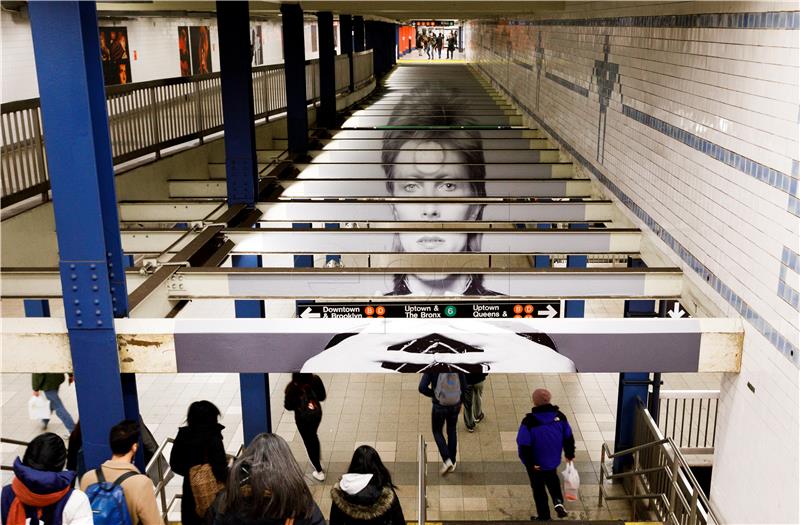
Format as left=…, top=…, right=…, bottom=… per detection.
left=85, top=468, right=137, bottom=525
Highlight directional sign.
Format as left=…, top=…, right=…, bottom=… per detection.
left=296, top=302, right=561, bottom=319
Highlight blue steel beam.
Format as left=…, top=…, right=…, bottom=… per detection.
left=339, top=14, right=354, bottom=92
left=29, top=1, right=132, bottom=468
left=565, top=223, right=588, bottom=317
left=234, top=254, right=272, bottom=445
left=217, top=0, right=258, bottom=205
left=317, top=12, right=336, bottom=129
left=281, top=3, right=309, bottom=154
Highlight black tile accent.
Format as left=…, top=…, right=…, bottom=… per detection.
left=545, top=72, right=589, bottom=97
left=505, top=11, right=800, bottom=30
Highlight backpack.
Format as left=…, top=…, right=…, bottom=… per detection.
left=85, top=468, right=137, bottom=525
left=434, top=373, right=461, bottom=406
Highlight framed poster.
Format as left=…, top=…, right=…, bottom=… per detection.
left=178, top=26, right=191, bottom=76
left=189, top=25, right=213, bottom=74
left=99, top=26, right=132, bottom=85
left=251, top=25, right=263, bottom=65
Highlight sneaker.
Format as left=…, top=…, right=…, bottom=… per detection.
left=40, top=421, right=48, bottom=431
left=311, top=470, right=326, bottom=482
left=531, top=516, right=549, bottom=522
left=555, top=504, right=568, bottom=518
left=448, top=461, right=457, bottom=473
left=440, top=459, right=452, bottom=475
left=466, top=425, right=475, bottom=433
left=475, top=413, right=485, bottom=424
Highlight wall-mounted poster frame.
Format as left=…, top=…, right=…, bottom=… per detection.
left=99, top=26, right=132, bottom=85
left=189, top=25, right=213, bottom=74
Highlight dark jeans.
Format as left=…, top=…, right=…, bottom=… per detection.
left=296, top=412, right=323, bottom=471
left=431, top=403, right=459, bottom=463
left=463, top=381, right=484, bottom=429
left=527, top=467, right=564, bottom=519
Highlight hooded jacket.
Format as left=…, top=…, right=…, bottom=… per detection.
left=1, top=458, right=92, bottom=525
left=212, top=502, right=325, bottom=525
left=516, top=404, right=576, bottom=471
left=329, top=474, right=405, bottom=525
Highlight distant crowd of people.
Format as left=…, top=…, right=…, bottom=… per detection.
left=3, top=372, right=575, bottom=523
left=416, top=31, right=458, bottom=60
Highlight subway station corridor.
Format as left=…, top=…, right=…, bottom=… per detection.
left=1, top=3, right=798, bottom=525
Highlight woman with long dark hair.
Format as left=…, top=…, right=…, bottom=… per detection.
left=213, top=433, right=324, bottom=525
left=169, top=400, right=228, bottom=525
left=283, top=373, right=327, bottom=481
left=329, top=446, right=405, bottom=525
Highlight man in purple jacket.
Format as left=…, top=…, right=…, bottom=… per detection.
left=516, top=388, right=576, bottom=521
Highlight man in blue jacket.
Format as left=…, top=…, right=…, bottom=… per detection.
left=419, top=371, right=467, bottom=476
left=516, top=388, right=575, bottom=520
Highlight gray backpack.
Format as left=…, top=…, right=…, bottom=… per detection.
left=434, top=373, right=461, bottom=406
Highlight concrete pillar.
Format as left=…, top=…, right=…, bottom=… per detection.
left=353, top=16, right=365, bottom=52
left=339, top=14, right=354, bottom=92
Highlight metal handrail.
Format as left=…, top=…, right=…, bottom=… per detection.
left=598, top=405, right=721, bottom=525
left=1, top=51, right=374, bottom=208
left=417, top=434, right=426, bottom=525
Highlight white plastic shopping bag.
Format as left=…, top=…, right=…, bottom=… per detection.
left=28, top=395, right=50, bottom=420
left=562, top=460, right=580, bottom=501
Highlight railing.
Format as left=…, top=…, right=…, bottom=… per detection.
left=417, top=434, right=427, bottom=525
left=353, top=49, right=375, bottom=89
left=1, top=50, right=374, bottom=208
left=0, top=437, right=29, bottom=472
left=146, top=436, right=176, bottom=523
left=658, top=390, right=719, bottom=454
left=335, top=53, right=352, bottom=93
left=599, top=404, right=721, bottom=525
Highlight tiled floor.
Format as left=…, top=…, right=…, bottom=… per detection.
left=1, top=367, right=721, bottom=521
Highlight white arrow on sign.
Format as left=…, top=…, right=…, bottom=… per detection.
left=537, top=304, right=558, bottom=318
left=668, top=303, right=686, bottom=318
left=300, top=307, right=321, bottom=319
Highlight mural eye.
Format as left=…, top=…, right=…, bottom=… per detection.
left=438, top=182, right=458, bottom=192
left=402, top=182, right=421, bottom=193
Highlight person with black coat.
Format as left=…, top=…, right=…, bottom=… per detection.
left=329, top=446, right=404, bottom=525
left=169, top=401, right=228, bottom=525
left=283, top=373, right=327, bottom=481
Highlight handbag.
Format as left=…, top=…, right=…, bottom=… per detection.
left=28, top=395, right=50, bottom=420
left=189, top=463, right=225, bottom=516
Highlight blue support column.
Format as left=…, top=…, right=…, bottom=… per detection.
left=217, top=0, right=258, bottom=205
left=353, top=16, right=365, bottom=52
left=281, top=3, right=308, bottom=154
left=29, top=1, right=130, bottom=468
left=613, top=372, right=650, bottom=473
left=339, top=15, right=354, bottom=92
left=317, top=12, right=336, bottom=129
left=565, top=223, right=588, bottom=318
left=293, top=223, right=314, bottom=268
left=624, top=257, right=657, bottom=317
left=24, top=299, right=50, bottom=318
left=234, top=255, right=271, bottom=445
left=534, top=223, right=552, bottom=268
left=324, top=223, right=341, bottom=265
left=395, top=24, right=400, bottom=61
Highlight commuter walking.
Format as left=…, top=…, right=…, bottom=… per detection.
left=1, top=433, right=93, bottom=525
left=32, top=373, right=75, bottom=433
left=463, top=373, right=487, bottom=432
left=212, top=433, right=325, bottom=525
left=516, top=388, right=575, bottom=521
left=418, top=372, right=467, bottom=475
left=329, top=445, right=405, bottom=525
left=284, top=373, right=327, bottom=481
left=169, top=401, right=228, bottom=525
left=446, top=33, right=456, bottom=59
left=80, top=420, right=164, bottom=525
left=436, top=33, right=444, bottom=59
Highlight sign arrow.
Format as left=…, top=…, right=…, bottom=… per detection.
left=300, top=307, right=321, bottom=319
left=537, top=304, right=558, bottom=318
left=668, top=303, right=686, bottom=318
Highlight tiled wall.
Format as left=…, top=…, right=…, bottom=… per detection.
left=466, top=2, right=798, bottom=523
left=0, top=11, right=323, bottom=103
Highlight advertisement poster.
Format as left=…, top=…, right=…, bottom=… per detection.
left=99, top=26, right=132, bottom=85
left=178, top=26, right=191, bottom=76
left=251, top=25, right=263, bottom=65
left=189, top=26, right=213, bottom=74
